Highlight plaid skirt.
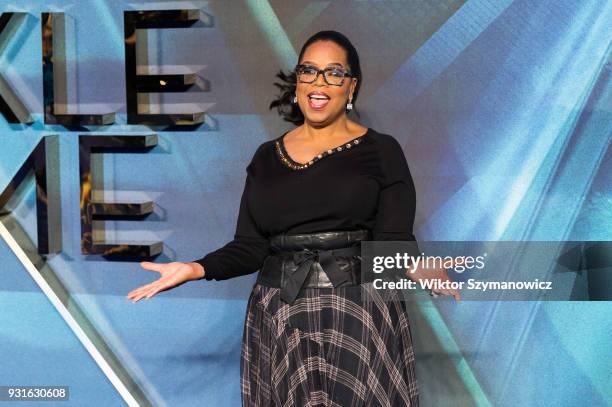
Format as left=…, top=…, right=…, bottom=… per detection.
left=240, top=281, right=419, bottom=406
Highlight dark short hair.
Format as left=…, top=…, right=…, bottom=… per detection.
left=269, top=30, right=362, bottom=125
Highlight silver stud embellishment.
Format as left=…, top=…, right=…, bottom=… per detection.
left=276, top=134, right=367, bottom=170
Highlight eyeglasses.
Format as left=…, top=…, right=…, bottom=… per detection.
left=295, top=64, right=352, bottom=86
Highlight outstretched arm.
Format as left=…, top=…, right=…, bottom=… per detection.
left=127, top=147, right=270, bottom=302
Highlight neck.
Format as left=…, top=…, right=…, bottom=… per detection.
left=301, top=116, right=351, bottom=142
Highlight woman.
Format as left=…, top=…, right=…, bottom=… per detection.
left=128, top=30, right=459, bottom=406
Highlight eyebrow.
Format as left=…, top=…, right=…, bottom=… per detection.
left=301, top=61, right=347, bottom=69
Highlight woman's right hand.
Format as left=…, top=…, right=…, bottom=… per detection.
left=126, top=261, right=205, bottom=303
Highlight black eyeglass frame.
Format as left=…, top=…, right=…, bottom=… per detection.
left=294, top=64, right=353, bottom=86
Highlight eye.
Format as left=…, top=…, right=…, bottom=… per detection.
left=298, top=65, right=317, bottom=74
left=326, top=69, right=345, bottom=77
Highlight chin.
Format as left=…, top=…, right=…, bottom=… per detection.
left=303, top=111, right=341, bottom=127
left=304, top=117, right=332, bottom=128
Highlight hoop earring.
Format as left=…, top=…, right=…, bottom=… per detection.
left=293, top=95, right=297, bottom=103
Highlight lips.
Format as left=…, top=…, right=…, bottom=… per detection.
left=307, top=91, right=330, bottom=110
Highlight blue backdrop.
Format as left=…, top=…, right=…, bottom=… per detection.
left=0, top=0, right=610, bottom=406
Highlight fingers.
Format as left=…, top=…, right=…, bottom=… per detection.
left=128, top=283, right=159, bottom=303
left=127, top=281, right=156, bottom=298
left=142, top=284, right=167, bottom=300
left=128, top=262, right=168, bottom=302
left=127, top=278, right=175, bottom=303
left=431, top=288, right=461, bottom=302
left=127, top=280, right=161, bottom=301
left=129, top=262, right=190, bottom=303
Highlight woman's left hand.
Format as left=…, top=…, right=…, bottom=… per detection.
left=427, top=267, right=461, bottom=301
left=407, top=256, right=463, bottom=301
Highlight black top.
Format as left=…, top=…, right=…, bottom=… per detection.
left=194, top=127, right=420, bottom=281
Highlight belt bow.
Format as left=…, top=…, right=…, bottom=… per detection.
left=280, top=247, right=358, bottom=304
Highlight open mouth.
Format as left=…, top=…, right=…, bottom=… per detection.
left=307, top=92, right=330, bottom=109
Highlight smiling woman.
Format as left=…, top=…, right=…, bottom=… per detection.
left=269, top=31, right=362, bottom=126
left=128, top=29, right=459, bottom=407
left=223, top=31, right=430, bottom=406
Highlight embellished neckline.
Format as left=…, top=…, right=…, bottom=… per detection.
left=275, top=128, right=371, bottom=170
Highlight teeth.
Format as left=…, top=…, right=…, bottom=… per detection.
left=309, top=95, right=329, bottom=100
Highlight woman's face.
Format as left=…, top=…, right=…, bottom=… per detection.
left=296, top=40, right=357, bottom=127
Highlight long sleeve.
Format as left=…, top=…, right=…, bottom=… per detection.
left=192, top=155, right=270, bottom=281
left=372, top=135, right=421, bottom=257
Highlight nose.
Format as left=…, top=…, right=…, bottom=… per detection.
left=313, top=71, right=327, bottom=86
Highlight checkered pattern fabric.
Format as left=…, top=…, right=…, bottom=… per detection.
left=241, top=282, right=419, bottom=406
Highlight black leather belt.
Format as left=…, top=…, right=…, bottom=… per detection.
left=256, top=230, right=370, bottom=304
